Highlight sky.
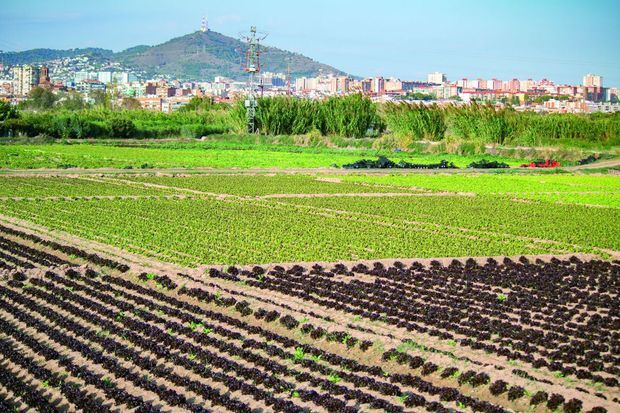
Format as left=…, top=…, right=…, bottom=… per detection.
left=1, top=0, right=619, bottom=85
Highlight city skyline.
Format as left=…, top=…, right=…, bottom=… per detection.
left=1, top=0, right=619, bottom=86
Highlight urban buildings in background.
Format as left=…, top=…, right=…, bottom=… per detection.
left=1, top=58, right=619, bottom=114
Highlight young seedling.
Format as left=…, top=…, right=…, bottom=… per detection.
left=203, top=327, right=213, bottom=335
left=146, top=273, right=156, bottom=281
left=188, top=352, right=197, bottom=361
left=188, top=321, right=204, bottom=332
left=96, top=329, right=110, bottom=337
left=396, top=394, right=409, bottom=404
left=293, top=347, right=305, bottom=361
left=327, top=374, right=341, bottom=384
left=291, top=390, right=300, bottom=398
left=497, top=293, right=508, bottom=302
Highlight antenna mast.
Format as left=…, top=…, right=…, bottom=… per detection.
left=241, top=26, right=267, bottom=133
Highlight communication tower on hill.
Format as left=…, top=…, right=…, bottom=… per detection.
left=200, top=17, right=208, bottom=33
left=240, top=26, right=268, bottom=133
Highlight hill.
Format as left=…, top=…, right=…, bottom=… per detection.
left=116, top=30, right=347, bottom=80
left=0, top=48, right=113, bottom=65
left=1, top=31, right=348, bottom=81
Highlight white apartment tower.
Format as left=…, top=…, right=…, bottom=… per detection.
left=11, top=65, right=40, bottom=96
left=427, top=72, right=447, bottom=85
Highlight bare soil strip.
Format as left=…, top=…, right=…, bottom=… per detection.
left=258, top=192, right=475, bottom=199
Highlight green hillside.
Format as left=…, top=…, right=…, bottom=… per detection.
left=1, top=31, right=347, bottom=81
left=115, top=30, right=347, bottom=80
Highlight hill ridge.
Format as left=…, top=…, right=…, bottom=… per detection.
left=1, top=30, right=348, bottom=81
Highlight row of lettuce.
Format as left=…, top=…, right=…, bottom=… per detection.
left=1, top=95, right=619, bottom=147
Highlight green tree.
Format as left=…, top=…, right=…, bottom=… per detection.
left=91, top=90, right=110, bottom=109
left=23, top=87, right=58, bottom=110
left=403, top=92, right=436, bottom=101
left=59, top=92, right=87, bottom=111
left=108, top=118, right=137, bottom=138
left=0, top=100, right=19, bottom=121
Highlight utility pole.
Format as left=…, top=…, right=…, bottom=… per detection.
left=240, top=26, right=267, bottom=134
left=286, top=57, right=292, bottom=95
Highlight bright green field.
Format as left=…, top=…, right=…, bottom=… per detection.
left=335, top=174, right=620, bottom=207
left=0, top=172, right=618, bottom=266
left=0, top=142, right=526, bottom=170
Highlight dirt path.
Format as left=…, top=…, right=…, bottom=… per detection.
left=258, top=191, right=475, bottom=199
left=567, top=158, right=620, bottom=170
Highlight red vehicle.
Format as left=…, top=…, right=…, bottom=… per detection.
left=520, top=159, right=560, bottom=168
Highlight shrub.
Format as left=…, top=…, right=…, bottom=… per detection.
left=107, top=118, right=137, bottom=139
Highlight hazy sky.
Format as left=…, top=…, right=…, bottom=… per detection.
left=1, top=0, right=619, bottom=85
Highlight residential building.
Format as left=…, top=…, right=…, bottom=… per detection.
left=11, top=65, right=41, bottom=96
left=371, top=77, right=385, bottom=95
left=508, top=79, right=521, bottom=93
left=384, top=78, right=402, bottom=92
left=74, top=71, right=98, bottom=83
left=583, top=73, right=602, bottom=87
left=97, top=71, right=113, bottom=84
left=76, top=79, right=106, bottom=93
left=427, top=72, right=447, bottom=85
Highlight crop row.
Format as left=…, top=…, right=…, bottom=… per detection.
left=0, top=234, right=72, bottom=268
left=278, top=194, right=620, bottom=252
left=0, top=196, right=572, bottom=266
left=0, top=224, right=129, bottom=272
left=112, top=264, right=617, bottom=413
left=1, top=267, right=523, bottom=412
left=218, top=257, right=619, bottom=388
left=123, top=174, right=408, bottom=196
left=0, top=176, right=172, bottom=198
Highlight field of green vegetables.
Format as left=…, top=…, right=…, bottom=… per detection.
left=0, top=176, right=172, bottom=198
left=0, top=172, right=618, bottom=265
left=0, top=142, right=525, bottom=170
left=336, top=173, right=620, bottom=207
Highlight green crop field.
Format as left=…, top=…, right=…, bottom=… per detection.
left=0, top=142, right=527, bottom=170
left=0, top=172, right=618, bottom=266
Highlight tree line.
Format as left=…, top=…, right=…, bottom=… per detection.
left=1, top=87, right=618, bottom=147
